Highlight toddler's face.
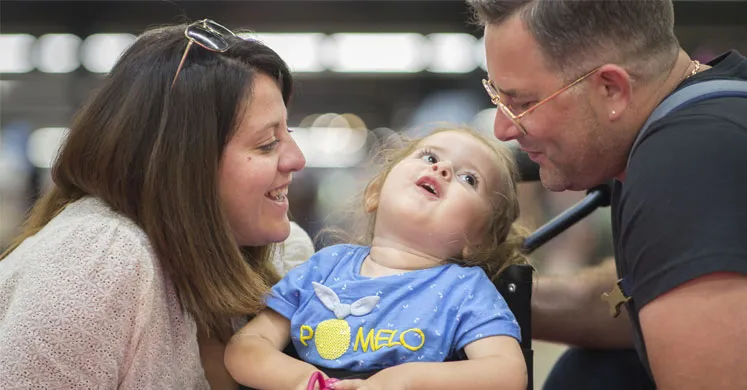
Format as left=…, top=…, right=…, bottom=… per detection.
left=375, top=131, right=503, bottom=259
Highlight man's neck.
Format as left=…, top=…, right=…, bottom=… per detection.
left=614, top=49, right=699, bottom=182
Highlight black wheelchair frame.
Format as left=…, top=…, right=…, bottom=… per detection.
left=254, top=182, right=612, bottom=390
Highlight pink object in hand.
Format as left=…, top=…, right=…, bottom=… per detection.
left=307, top=371, right=340, bottom=390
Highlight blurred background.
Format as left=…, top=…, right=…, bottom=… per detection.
left=2, top=0, right=746, bottom=386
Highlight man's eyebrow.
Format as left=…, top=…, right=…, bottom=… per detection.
left=488, top=77, right=527, bottom=99
left=495, top=85, right=521, bottom=99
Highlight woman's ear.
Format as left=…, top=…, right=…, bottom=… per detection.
left=363, top=180, right=380, bottom=213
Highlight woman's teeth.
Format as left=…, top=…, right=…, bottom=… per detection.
left=267, top=187, right=288, bottom=201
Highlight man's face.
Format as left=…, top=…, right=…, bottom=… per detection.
left=482, top=16, right=613, bottom=191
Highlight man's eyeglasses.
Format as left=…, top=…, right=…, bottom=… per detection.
left=482, top=66, right=600, bottom=135
left=172, top=19, right=237, bottom=89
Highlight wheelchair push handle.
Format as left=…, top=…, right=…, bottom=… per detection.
left=521, top=181, right=612, bottom=255
left=307, top=371, right=340, bottom=390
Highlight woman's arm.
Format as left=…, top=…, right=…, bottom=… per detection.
left=334, top=335, right=527, bottom=390
left=199, top=327, right=239, bottom=390
left=225, top=309, right=321, bottom=390
left=0, top=230, right=158, bottom=387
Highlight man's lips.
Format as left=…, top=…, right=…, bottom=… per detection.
left=521, top=148, right=543, bottom=161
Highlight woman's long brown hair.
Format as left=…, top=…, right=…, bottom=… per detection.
left=1, top=24, right=293, bottom=341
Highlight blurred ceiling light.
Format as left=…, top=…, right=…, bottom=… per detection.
left=339, top=113, right=368, bottom=152
left=290, top=127, right=365, bottom=168
left=81, top=33, right=136, bottom=73
left=340, top=113, right=366, bottom=130
left=36, top=34, right=82, bottom=73
left=311, top=126, right=355, bottom=154
left=298, top=113, right=321, bottom=128
left=27, top=127, right=69, bottom=169
left=311, top=112, right=341, bottom=128
left=245, top=33, right=325, bottom=72
left=327, top=113, right=351, bottom=129
left=324, top=33, right=427, bottom=73
left=427, top=33, right=478, bottom=73
left=0, top=34, right=36, bottom=73
left=476, top=36, right=488, bottom=72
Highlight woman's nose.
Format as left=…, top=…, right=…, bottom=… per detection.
left=280, top=133, right=306, bottom=173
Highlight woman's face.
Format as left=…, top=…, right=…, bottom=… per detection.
left=219, top=73, right=306, bottom=246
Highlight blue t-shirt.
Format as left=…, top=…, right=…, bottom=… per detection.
left=266, top=244, right=521, bottom=372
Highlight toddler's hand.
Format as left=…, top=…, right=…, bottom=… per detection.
left=304, top=371, right=339, bottom=390
left=331, top=377, right=406, bottom=390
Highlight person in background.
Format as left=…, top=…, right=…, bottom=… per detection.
left=467, top=0, right=747, bottom=388
left=225, top=127, right=528, bottom=390
left=274, top=221, right=316, bottom=275
left=0, top=19, right=306, bottom=389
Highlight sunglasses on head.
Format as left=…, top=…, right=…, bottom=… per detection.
left=171, top=19, right=237, bottom=89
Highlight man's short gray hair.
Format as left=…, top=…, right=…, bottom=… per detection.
left=467, top=0, right=680, bottom=80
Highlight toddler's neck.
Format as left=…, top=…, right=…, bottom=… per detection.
left=360, top=244, right=445, bottom=278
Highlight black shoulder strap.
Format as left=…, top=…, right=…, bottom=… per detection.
left=627, top=80, right=747, bottom=169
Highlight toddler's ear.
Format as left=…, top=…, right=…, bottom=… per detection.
left=363, top=181, right=380, bottom=213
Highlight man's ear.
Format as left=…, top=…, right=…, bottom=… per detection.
left=592, top=63, right=632, bottom=120
left=363, top=180, right=380, bottom=213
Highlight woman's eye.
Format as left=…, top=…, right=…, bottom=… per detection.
left=421, top=153, right=438, bottom=164
left=259, top=140, right=280, bottom=152
left=519, top=101, right=536, bottom=111
left=458, top=173, right=478, bottom=188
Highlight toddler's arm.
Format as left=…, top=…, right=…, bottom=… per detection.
left=225, top=309, right=322, bottom=390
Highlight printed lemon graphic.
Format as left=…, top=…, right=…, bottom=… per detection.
left=311, top=282, right=379, bottom=361
left=314, top=318, right=351, bottom=359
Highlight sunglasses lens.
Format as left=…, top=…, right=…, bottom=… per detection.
left=204, top=20, right=236, bottom=37
left=186, top=25, right=230, bottom=51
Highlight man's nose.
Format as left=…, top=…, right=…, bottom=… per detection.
left=493, top=111, right=524, bottom=142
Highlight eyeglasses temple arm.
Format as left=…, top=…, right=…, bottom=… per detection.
left=171, top=40, right=194, bottom=89
left=518, top=67, right=601, bottom=119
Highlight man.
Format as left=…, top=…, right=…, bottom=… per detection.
left=467, top=0, right=747, bottom=389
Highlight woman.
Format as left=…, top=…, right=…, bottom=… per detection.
left=0, top=19, right=305, bottom=388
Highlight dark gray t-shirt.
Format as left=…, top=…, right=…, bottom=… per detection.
left=612, top=50, right=747, bottom=378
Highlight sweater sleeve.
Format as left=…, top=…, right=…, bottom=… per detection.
left=0, top=219, right=158, bottom=388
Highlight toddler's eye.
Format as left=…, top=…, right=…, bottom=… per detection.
left=421, top=153, right=438, bottom=164
left=458, top=173, right=478, bottom=188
